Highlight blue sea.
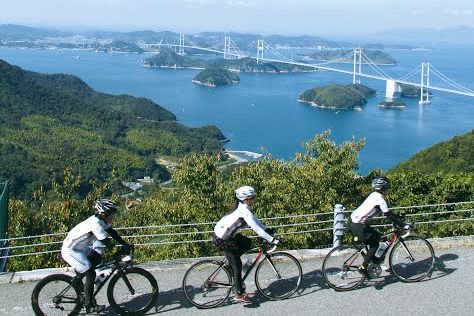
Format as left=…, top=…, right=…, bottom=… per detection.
left=1, top=45, right=473, bottom=173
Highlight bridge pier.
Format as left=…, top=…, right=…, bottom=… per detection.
left=385, top=79, right=402, bottom=99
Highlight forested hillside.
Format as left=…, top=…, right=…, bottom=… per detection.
left=391, top=130, right=474, bottom=173
left=0, top=60, right=225, bottom=198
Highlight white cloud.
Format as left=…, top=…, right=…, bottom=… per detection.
left=411, top=10, right=426, bottom=16
left=442, top=9, right=473, bottom=16
left=225, top=0, right=251, bottom=7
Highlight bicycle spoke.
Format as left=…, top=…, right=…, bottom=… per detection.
left=108, top=268, right=158, bottom=314
left=322, top=246, right=365, bottom=291
left=255, top=252, right=302, bottom=300
left=182, top=260, right=232, bottom=308
left=390, top=236, right=435, bottom=282
left=32, top=274, right=81, bottom=316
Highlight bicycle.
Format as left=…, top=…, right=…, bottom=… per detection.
left=322, top=222, right=435, bottom=291
left=182, top=238, right=303, bottom=309
left=31, top=247, right=159, bottom=315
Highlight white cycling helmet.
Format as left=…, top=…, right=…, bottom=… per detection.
left=94, top=199, right=118, bottom=216
left=371, top=176, right=391, bottom=192
left=235, top=186, right=256, bottom=201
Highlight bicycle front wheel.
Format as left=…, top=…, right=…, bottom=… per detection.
left=389, top=236, right=435, bottom=282
left=182, top=260, right=232, bottom=309
left=31, top=273, right=82, bottom=316
left=322, top=245, right=365, bottom=291
left=255, top=252, right=302, bottom=300
left=107, top=267, right=159, bottom=316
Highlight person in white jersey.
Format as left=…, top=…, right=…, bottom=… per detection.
left=61, top=199, right=131, bottom=313
left=349, top=177, right=407, bottom=278
left=213, top=186, right=279, bottom=303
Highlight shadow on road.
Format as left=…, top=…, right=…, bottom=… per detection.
left=371, top=253, right=458, bottom=290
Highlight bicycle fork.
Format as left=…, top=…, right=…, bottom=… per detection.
left=398, top=239, right=416, bottom=262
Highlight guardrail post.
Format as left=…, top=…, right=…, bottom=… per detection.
left=333, top=204, right=346, bottom=248
left=0, top=181, right=9, bottom=272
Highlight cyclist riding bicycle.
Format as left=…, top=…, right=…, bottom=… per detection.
left=213, top=186, right=279, bottom=304
left=348, top=177, right=408, bottom=279
left=61, top=199, right=131, bottom=313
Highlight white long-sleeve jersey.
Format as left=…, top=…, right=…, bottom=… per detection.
left=214, top=202, right=273, bottom=243
left=350, top=191, right=389, bottom=224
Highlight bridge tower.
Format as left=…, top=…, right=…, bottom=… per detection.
left=178, top=33, right=185, bottom=55
left=419, top=62, right=431, bottom=105
left=224, top=36, right=231, bottom=60
left=352, top=48, right=362, bottom=84
left=256, top=39, right=264, bottom=64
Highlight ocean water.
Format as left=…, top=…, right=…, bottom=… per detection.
left=1, top=45, right=473, bottom=173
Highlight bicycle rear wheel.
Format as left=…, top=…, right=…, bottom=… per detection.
left=322, top=245, right=365, bottom=291
left=182, top=260, right=232, bottom=309
left=255, top=252, right=302, bottom=300
left=107, top=267, right=159, bottom=316
left=31, top=273, right=82, bottom=316
left=389, top=236, right=435, bottom=282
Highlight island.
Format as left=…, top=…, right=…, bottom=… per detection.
left=379, top=100, right=406, bottom=109
left=144, top=48, right=316, bottom=73
left=400, top=84, right=432, bottom=98
left=310, top=49, right=396, bottom=65
left=298, top=84, right=376, bottom=110
left=97, top=41, right=145, bottom=53
left=192, top=68, right=240, bottom=87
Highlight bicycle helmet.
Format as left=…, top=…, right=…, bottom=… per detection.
left=235, top=186, right=256, bottom=201
left=94, top=199, right=118, bottom=216
left=371, top=176, right=391, bottom=192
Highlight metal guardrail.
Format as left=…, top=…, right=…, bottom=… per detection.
left=0, top=201, right=473, bottom=260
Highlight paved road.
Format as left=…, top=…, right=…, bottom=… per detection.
left=1, top=245, right=473, bottom=316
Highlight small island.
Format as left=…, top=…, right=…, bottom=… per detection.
left=192, top=68, right=240, bottom=87
left=310, top=49, right=396, bottom=65
left=97, top=41, right=145, bottom=53
left=298, top=84, right=376, bottom=110
left=400, top=84, right=432, bottom=98
left=379, top=100, right=406, bottom=109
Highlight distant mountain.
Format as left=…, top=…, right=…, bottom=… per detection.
left=373, top=25, right=474, bottom=44
left=0, top=24, right=69, bottom=40
left=0, top=59, right=225, bottom=198
left=0, top=24, right=353, bottom=49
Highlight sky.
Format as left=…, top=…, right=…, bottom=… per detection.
left=1, top=0, right=473, bottom=36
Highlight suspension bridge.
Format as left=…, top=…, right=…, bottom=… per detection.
left=140, top=34, right=474, bottom=105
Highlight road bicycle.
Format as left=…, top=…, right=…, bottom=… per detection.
left=182, top=238, right=302, bottom=308
left=322, top=223, right=435, bottom=291
left=31, top=247, right=158, bottom=315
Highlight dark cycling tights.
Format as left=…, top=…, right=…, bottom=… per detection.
left=223, top=251, right=245, bottom=295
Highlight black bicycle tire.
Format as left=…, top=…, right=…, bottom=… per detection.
left=107, top=267, right=159, bottom=316
left=322, top=245, right=365, bottom=291
left=254, top=252, right=303, bottom=300
left=182, top=259, right=232, bottom=309
left=389, top=236, right=435, bottom=282
left=31, top=273, right=82, bottom=316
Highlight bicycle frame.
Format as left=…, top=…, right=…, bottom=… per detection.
left=344, top=226, right=411, bottom=271
left=63, top=250, right=133, bottom=301
left=375, top=226, right=413, bottom=261
left=207, top=241, right=278, bottom=289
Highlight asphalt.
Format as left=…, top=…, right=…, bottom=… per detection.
left=1, top=236, right=473, bottom=315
